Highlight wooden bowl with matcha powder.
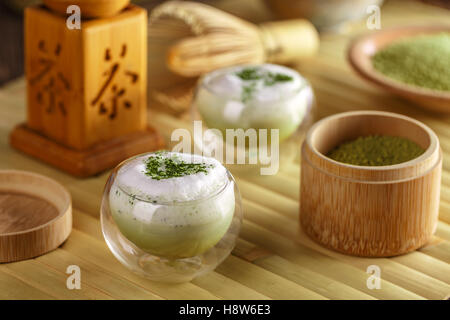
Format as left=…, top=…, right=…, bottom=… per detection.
left=348, top=26, right=450, bottom=113
left=300, top=110, right=442, bottom=257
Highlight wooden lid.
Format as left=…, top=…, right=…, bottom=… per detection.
left=43, top=0, right=130, bottom=18
left=0, top=170, right=72, bottom=263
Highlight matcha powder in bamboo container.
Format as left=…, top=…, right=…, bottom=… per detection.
left=372, top=33, right=450, bottom=91
left=327, top=135, right=425, bottom=166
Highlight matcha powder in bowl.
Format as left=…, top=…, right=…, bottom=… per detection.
left=372, top=32, right=450, bottom=92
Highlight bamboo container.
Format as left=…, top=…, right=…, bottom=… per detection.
left=147, top=0, right=319, bottom=113
left=300, top=111, right=442, bottom=257
left=0, top=170, right=72, bottom=263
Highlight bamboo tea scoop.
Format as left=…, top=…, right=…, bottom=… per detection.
left=148, top=1, right=319, bottom=112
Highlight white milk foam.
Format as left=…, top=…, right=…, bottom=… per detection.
left=114, top=152, right=228, bottom=203
left=204, top=64, right=303, bottom=103
left=109, top=153, right=234, bottom=227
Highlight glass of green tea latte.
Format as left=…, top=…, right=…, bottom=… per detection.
left=101, top=151, right=242, bottom=283
left=191, top=64, right=315, bottom=174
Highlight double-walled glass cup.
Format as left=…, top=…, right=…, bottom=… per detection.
left=101, top=153, right=243, bottom=283
left=191, top=64, right=315, bottom=175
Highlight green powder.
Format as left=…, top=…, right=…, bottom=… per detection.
left=372, top=33, right=450, bottom=91
left=326, top=135, right=425, bottom=166
left=235, top=67, right=294, bottom=102
left=143, top=151, right=213, bottom=180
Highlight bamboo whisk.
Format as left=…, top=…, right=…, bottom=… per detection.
left=148, top=1, right=319, bottom=113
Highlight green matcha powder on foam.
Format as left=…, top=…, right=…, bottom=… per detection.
left=372, top=32, right=450, bottom=92
left=143, top=151, right=213, bottom=180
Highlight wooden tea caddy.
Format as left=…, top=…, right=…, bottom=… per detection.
left=43, top=0, right=130, bottom=18
left=300, top=111, right=442, bottom=257
left=10, top=1, right=164, bottom=177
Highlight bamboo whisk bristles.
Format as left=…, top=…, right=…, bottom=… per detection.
left=147, top=1, right=319, bottom=112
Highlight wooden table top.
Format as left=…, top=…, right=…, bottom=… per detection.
left=0, top=0, right=449, bottom=299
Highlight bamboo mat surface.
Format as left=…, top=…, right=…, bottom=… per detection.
left=0, top=0, right=449, bottom=299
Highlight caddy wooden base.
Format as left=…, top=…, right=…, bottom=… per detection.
left=10, top=124, right=165, bottom=177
